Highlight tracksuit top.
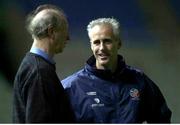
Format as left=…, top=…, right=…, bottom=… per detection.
left=62, top=55, right=172, bottom=123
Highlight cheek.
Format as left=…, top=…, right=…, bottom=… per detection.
left=91, top=46, right=98, bottom=54
left=110, top=44, right=119, bottom=51
left=90, top=45, right=95, bottom=52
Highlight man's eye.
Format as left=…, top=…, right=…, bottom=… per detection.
left=93, top=40, right=100, bottom=45
left=103, top=38, right=112, bottom=43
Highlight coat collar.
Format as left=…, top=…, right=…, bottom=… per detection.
left=85, top=55, right=126, bottom=81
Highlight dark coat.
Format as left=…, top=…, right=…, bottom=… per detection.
left=13, top=52, right=75, bottom=123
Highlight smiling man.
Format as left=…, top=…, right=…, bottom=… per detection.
left=61, top=18, right=171, bottom=123
left=88, top=22, right=121, bottom=72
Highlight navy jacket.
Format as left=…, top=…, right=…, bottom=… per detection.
left=62, top=55, right=171, bottom=123
left=13, top=52, right=75, bottom=123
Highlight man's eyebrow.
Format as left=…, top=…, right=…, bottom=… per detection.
left=92, top=39, right=100, bottom=43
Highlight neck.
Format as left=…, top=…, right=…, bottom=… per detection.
left=31, top=38, right=54, bottom=58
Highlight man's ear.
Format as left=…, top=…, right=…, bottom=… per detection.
left=118, top=39, right=122, bottom=49
left=47, top=26, right=55, bottom=39
left=90, top=41, right=93, bottom=51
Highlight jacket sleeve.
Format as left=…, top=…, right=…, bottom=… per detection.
left=143, top=74, right=172, bottom=123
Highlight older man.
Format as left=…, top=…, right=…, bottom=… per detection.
left=13, top=4, right=75, bottom=123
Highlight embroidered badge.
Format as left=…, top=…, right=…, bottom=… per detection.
left=129, top=88, right=140, bottom=100
left=86, top=92, right=105, bottom=108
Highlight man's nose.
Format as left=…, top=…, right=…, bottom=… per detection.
left=99, top=42, right=105, bottom=50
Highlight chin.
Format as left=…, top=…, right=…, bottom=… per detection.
left=99, top=62, right=109, bottom=67
left=99, top=59, right=109, bottom=63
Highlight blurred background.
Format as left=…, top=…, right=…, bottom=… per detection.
left=0, top=0, right=179, bottom=123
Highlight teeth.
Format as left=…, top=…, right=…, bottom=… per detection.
left=99, top=54, right=107, bottom=56
left=99, top=54, right=108, bottom=59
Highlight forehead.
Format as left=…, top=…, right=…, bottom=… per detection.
left=89, top=24, right=114, bottom=39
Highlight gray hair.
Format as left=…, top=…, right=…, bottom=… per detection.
left=26, top=4, right=67, bottom=39
left=87, top=18, right=120, bottom=40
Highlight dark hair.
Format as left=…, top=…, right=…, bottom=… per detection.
left=26, top=4, right=67, bottom=39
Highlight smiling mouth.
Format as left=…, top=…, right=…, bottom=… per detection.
left=98, top=53, right=109, bottom=59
